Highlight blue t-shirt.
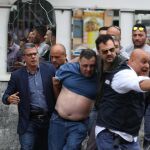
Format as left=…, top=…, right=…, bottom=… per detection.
left=56, top=62, right=98, bottom=100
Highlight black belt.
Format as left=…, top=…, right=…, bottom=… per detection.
left=30, top=108, right=49, bottom=120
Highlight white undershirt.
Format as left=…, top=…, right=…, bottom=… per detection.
left=95, top=66, right=150, bottom=142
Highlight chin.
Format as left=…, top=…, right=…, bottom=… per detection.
left=85, top=74, right=93, bottom=77
left=107, top=59, right=114, bottom=63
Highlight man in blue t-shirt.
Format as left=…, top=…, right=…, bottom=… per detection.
left=48, top=49, right=98, bottom=150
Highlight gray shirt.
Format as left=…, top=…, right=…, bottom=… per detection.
left=125, top=44, right=150, bottom=57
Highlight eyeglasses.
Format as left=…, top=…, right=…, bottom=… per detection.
left=101, top=47, right=115, bottom=55
left=133, top=26, right=145, bottom=32
left=24, top=52, right=38, bottom=57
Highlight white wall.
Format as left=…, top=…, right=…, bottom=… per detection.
left=49, top=0, right=150, bottom=10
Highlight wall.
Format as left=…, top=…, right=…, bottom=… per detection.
left=0, top=82, right=20, bottom=150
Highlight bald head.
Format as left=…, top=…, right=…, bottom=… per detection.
left=50, top=44, right=67, bottom=69
left=128, top=49, right=150, bottom=76
left=107, top=26, right=121, bottom=40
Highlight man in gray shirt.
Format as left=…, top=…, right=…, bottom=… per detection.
left=125, top=23, right=150, bottom=57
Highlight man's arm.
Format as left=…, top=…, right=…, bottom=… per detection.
left=2, top=73, right=20, bottom=105
left=111, top=69, right=150, bottom=93
left=139, top=79, right=150, bottom=91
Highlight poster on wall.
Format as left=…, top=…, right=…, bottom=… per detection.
left=83, top=10, right=104, bottom=49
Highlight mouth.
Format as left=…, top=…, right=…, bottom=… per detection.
left=141, top=69, right=149, bottom=75
left=106, top=56, right=114, bottom=61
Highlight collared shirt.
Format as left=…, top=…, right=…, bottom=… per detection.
left=95, top=65, right=149, bottom=142
left=28, top=67, right=48, bottom=111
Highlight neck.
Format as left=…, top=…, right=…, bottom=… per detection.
left=27, top=66, right=38, bottom=74
left=103, top=62, right=112, bottom=72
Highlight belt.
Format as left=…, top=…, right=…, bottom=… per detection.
left=30, top=114, right=48, bottom=120
left=30, top=109, right=49, bottom=116
left=30, top=108, right=49, bottom=120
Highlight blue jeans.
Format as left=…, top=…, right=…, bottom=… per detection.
left=48, top=111, right=88, bottom=150
left=96, top=129, right=141, bottom=150
left=19, top=118, right=49, bottom=150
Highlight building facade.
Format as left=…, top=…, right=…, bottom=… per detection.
left=0, top=0, right=150, bottom=149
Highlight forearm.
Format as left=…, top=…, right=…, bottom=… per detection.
left=140, top=79, right=150, bottom=91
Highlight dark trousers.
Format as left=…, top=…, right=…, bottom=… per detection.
left=19, top=110, right=49, bottom=150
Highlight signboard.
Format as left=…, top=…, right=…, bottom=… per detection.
left=83, top=10, right=104, bottom=49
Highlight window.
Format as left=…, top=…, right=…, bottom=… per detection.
left=7, top=0, right=56, bottom=72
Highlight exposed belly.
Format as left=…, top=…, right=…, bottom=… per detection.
left=55, top=86, right=94, bottom=121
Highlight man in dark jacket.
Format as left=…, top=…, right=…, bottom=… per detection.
left=96, top=49, right=150, bottom=150
left=87, top=34, right=126, bottom=150
left=2, top=43, right=56, bottom=150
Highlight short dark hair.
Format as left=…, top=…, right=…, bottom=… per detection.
left=22, top=43, right=36, bottom=54
left=95, top=34, right=114, bottom=50
left=79, top=49, right=97, bottom=60
left=99, top=26, right=108, bottom=32
left=132, top=23, right=147, bottom=33
left=33, top=25, right=47, bottom=37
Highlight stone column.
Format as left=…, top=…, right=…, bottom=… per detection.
left=119, top=9, right=135, bottom=48
left=55, top=9, right=72, bottom=60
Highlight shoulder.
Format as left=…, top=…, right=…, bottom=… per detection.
left=56, top=62, right=79, bottom=77
left=114, top=68, right=134, bottom=77
left=60, top=62, right=78, bottom=70
left=40, top=43, right=50, bottom=49
left=11, top=67, right=26, bottom=75
left=9, top=67, right=26, bottom=81
left=124, top=45, right=134, bottom=54
left=117, top=55, right=127, bottom=64
left=40, top=62, right=55, bottom=71
left=143, top=44, right=150, bottom=51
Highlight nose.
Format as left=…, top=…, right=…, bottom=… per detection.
left=135, top=35, right=140, bottom=40
left=107, top=50, right=112, bottom=55
left=51, top=57, right=56, bottom=62
left=86, top=66, right=92, bottom=72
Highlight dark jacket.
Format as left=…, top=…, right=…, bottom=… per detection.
left=95, top=54, right=127, bottom=109
left=96, top=63, right=145, bottom=136
left=2, top=62, right=56, bottom=134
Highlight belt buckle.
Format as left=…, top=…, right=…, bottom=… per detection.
left=37, top=115, right=44, bottom=121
